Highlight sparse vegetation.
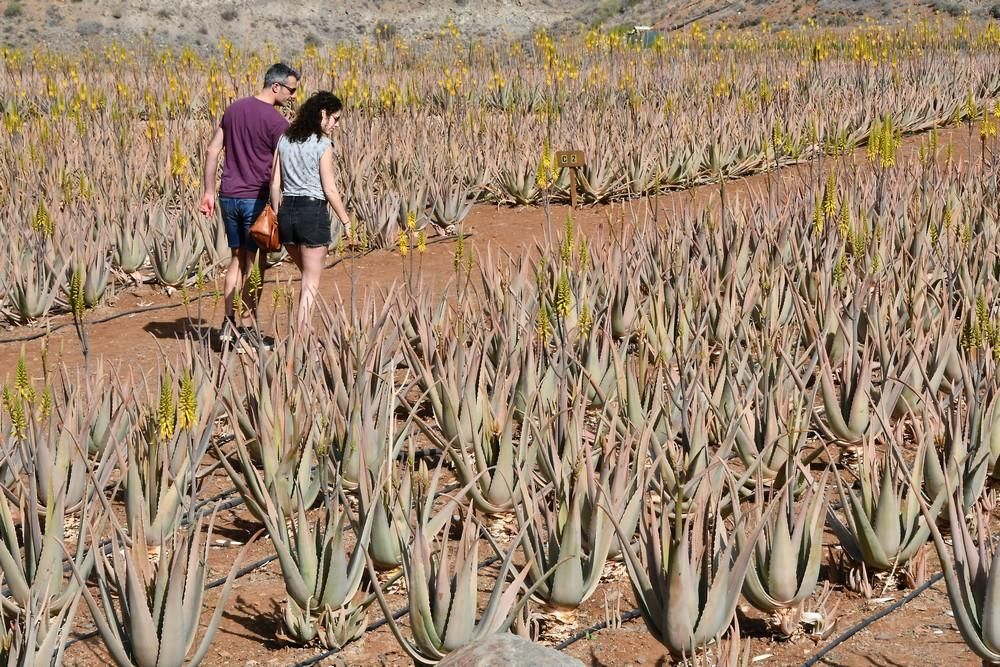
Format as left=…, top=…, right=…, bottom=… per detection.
left=3, top=1, right=23, bottom=19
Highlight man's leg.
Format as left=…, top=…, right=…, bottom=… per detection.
left=238, top=250, right=268, bottom=320
left=238, top=197, right=270, bottom=322
left=219, top=198, right=243, bottom=338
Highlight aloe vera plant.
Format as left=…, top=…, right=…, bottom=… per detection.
left=0, top=454, right=97, bottom=644
left=113, top=220, right=148, bottom=274
left=368, top=501, right=546, bottom=666
left=428, top=177, right=474, bottom=231
left=27, top=396, right=117, bottom=515
left=9, top=258, right=62, bottom=323
left=220, top=357, right=322, bottom=519
left=356, top=456, right=465, bottom=573
left=513, top=392, right=646, bottom=609
left=405, top=327, right=536, bottom=514
left=828, top=436, right=944, bottom=572
left=77, top=514, right=248, bottom=667
left=718, top=349, right=821, bottom=488
left=922, top=484, right=1000, bottom=666
left=319, top=299, right=408, bottom=488
left=148, top=215, right=201, bottom=288
left=256, top=464, right=375, bottom=647
left=0, top=590, right=81, bottom=667
left=613, top=474, right=765, bottom=658
left=125, top=368, right=212, bottom=546
left=738, top=473, right=829, bottom=635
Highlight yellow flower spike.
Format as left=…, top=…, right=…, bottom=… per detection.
left=555, top=271, right=572, bottom=320
left=822, top=171, right=837, bottom=217
left=536, top=303, right=552, bottom=344
left=177, top=372, right=197, bottom=432
left=15, top=355, right=34, bottom=406
left=39, top=386, right=52, bottom=422
left=156, top=373, right=175, bottom=441
left=416, top=231, right=427, bottom=254
left=397, top=229, right=410, bottom=256
left=453, top=231, right=465, bottom=272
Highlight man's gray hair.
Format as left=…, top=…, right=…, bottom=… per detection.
left=264, top=63, right=300, bottom=88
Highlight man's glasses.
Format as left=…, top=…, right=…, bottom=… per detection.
left=276, top=82, right=297, bottom=95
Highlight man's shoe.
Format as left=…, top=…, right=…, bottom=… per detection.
left=219, top=316, right=238, bottom=343
left=238, top=327, right=274, bottom=352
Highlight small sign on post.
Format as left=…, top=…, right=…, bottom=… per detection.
left=555, top=150, right=585, bottom=209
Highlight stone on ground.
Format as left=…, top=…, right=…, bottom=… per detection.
left=438, top=633, right=584, bottom=667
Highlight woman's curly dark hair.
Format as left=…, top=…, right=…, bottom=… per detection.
left=285, top=91, right=343, bottom=143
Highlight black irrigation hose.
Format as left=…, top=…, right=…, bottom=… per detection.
left=552, top=608, right=643, bottom=651
left=800, top=571, right=945, bottom=667
left=0, top=231, right=469, bottom=346
left=549, top=571, right=947, bottom=662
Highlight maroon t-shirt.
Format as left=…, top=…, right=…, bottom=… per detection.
left=219, top=97, right=289, bottom=199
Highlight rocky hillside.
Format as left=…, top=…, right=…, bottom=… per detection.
left=0, top=0, right=992, bottom=52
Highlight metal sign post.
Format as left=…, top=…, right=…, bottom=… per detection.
left=555, top=150, right=585, bottom=209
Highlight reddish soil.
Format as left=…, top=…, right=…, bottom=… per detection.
left=13, top=120, right=992, bottom=667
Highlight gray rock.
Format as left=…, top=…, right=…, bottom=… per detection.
left=439, top=633, right=584, bottom=667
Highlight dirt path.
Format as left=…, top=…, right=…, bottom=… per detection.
left=0, top=119, right=979, bottom=383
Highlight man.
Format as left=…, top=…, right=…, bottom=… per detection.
left=198, top=62, right=299, bottom=343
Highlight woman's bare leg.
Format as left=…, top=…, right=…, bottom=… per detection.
left=296, top=245, right=326, bottom=329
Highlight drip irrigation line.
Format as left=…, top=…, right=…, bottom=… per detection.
left=552, top=608, right=643, bottom=651
left=0, top=231, right=469, bottom=347
left=540, top=571, right=945, bottom=660
left=800, top=571, right=944, bottom=667
left=205, top=554, right=279, bottom=590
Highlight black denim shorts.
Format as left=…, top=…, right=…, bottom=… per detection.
left=278, top=196, right=331, bottom=247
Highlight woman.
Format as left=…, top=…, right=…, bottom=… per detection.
left=270, top=91, right=351, bottom=328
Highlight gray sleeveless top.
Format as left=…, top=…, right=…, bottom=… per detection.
left=277, top=134, right=331, bottom=200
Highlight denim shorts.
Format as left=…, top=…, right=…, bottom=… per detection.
left=278, top=196, right=331, bottom=247
left=219, top=196, right=269, bottom=253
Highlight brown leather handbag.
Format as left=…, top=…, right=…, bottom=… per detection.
left=249, top=204, right=280, bottom=251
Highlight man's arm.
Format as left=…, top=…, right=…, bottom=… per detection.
left=269, top=149, right=282, bottom=212
left=198, top=126, right=225, bottom=217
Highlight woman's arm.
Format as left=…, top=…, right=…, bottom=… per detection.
left=269, top=148, right=282, bottom=211
left=319, top=145, right=351, bottom=231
